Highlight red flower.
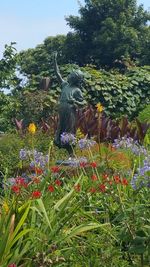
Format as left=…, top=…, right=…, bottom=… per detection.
left=102, top=173, right=109, bottom=180
left=90, top=162, right=97, bottom=168
left=99, top=184, right=106, bottom=192
left=11, top=185, right=20, bottom=194
left=74, top=184, right=80, bottom=192
left=114, top=175, right=120, bottom=184
left=55, top=179, right=62, bottom=186
left=33, top=177, right=40, bottom=184
left=8, top=264, right=17, bottom=267
left=34, top=167, right=43, bottom=175
left=16, top=177, right=24, bottom=184
left=51, top=166, right=60, bottom=173
left=89, top=187, right=97, bottom=193
left=80, top=162, right=87, bottom=168
left=16, top=177, right=28, bottom=188
left=31, top=190, right=41, bottom=199
left=48, top=185, right=55, bottom=192
left=108, top=180, right=113, bottom=185
left=122, top=178, right=128, bottom=186
left=91, top=174, right=98, bottom=181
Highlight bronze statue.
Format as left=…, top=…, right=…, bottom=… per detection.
left=53, top=52, right=86, bottom=156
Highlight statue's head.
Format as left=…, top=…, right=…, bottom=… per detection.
left=67, top=70, right=84, bottom=86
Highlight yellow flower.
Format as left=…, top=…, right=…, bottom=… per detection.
left=2, top=201, right=9, bottom=213
left=96, top=102, right=103, bottom=113
left=28, top=123, right=36, bottom=134
left=76, top=128, right=85, bottom=140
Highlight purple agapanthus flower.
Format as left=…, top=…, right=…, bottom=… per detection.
left=131, top=156, right=150, bottom=190
left=68, top=157, right=88, bottom=167
left=60, top=132, right=76, bottom=145
left=78, top=138, right=96, bottom=150
left=19, top=148, right=49, bottom=169
left=113, top=137, right=147, bottom=156
left=19, top=148, right=28, bottom=160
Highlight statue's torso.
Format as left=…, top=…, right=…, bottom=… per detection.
left=59, top=81, right=78, bottom=103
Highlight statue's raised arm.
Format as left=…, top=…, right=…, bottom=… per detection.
left=53, top=52, right=64, bottom=85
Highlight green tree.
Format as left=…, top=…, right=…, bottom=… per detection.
left=66, top=0, right=150, bottom=67
left=0, top=43, right=20, bottom=90
left=19, top=35, right=66, bottom=79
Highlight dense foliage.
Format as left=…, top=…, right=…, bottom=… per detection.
left=1, top=63, right=150, bottom=132
left=0, top=43, right=19, bottom=90
left=66, top=0, right=150, bottom=67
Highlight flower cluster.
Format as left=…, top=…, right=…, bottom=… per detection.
left=31, top=190, right=41, bottom=199
left=74, top=174, right=128, bottom=194
left=11, top=176, right=29, bottom=194
left=19, top=148, right=28, bottom=160
left=66, top=157, right=88, bottom=167
left=78, top=138, right=96, bottom=150
left=58, top=131, right=98, bottom=151
left=60, top=132, right=76, bottom=145
left=131, top=156, right=150, bottom=189
left=20, top=149, right=49, bottom=169
left=113, top=137, right=147, bottom=156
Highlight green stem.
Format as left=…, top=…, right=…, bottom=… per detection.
left=117, top=184, right=135, bottom=239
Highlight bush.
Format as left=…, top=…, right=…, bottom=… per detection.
left=138, top=104, right=150, bottom=123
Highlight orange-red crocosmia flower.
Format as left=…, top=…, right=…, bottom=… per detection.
left=55, top=179, right=62, bottom=186
left=51, top=166, right=60, bottom=173
left=8, top=264, right=17, bottom=267
left=114, top=175, right=121, bottom=184
left=74, top=184, right=81, bottom=192
left=11, top=185, right=20, bottom=194
left=31, top=190, right=41, bottom=199
left=89, top=187, right=97, bottom=193
left=90, top=162, right=97, bottom=168
left=102, top=174, right=109, bottom=180
left=33, top=177, right=40, bottom=184
left=48, top=185, right=55, bottom=192
left=122, top=178, right=128, bottom=186
left=80, top=162, right=87, bottom=168
left=34, top=167, right=43, bottom=175
left=99, top=184, right=106, bottom=192
left=91, top=174, right=98, bottom=181
left=16, top=177, right=28, bottom=188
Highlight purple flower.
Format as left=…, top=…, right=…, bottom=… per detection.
left=19, top=149, right=28, bottom=160
left=19, top=149, right=48, bottom=169
left=68, top=157, right=88, bottom=167
left=113, top=137, right=147, bottom=156
left=131, top=156, right=150, bottom=189
left=78, top=138, right=96, bottom=150
left=60, top=132, right=76, bottom=145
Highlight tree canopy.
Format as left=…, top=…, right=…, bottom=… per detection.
left=66, top=0, right=150, bottom=67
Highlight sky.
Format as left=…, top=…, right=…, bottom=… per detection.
left=0, top=0, right=149, bottom=58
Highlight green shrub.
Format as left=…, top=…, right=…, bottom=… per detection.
left=138, top=104, right=150, bottom=123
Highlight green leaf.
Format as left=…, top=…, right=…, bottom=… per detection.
left=36, top=199, right=52, bottom=230
left=64, top=223, right=110, bottom=240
